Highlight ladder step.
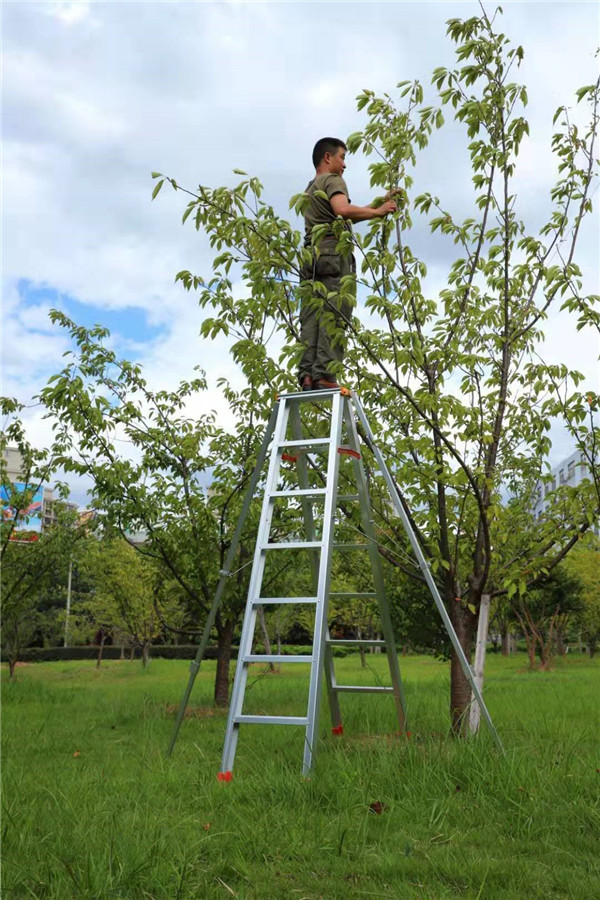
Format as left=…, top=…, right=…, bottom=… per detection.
left=244, top=655, right=312, bottom=664
left=279, top=388, right=342, bottom=399
left=253, top=596, right=318, bottom=605
left=337, top=494, right=360, bottom=502
left=271, top=488, right=327, bottom=498
left=264, top=540, right=322, bottom=550
left=279, top=438, right=330, bottom=448
left=327, top=639, right=387, bottom=646
left=333, top=543, right=370, bottom=550
left=234, top=715, right=308, bottom=726
left=332, top=685, right=395, bottom=693
left=330, top=592, right=377, bottom=599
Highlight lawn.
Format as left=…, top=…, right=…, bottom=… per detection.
left=2, top=653, right=599, bottom=899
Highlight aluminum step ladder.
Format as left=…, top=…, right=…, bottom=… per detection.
left=167, top=388, right=503, bottom=774
left=219, top=387, right=407, bottom=777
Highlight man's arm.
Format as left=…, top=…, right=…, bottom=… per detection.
left=330, top=193, right=397, bottom=223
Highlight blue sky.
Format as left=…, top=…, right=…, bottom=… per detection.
left=2, top=0, right=599, bottom=505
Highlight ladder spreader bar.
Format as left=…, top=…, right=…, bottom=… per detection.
left=330, top=591, right=377, bottom=598
left=333, top=685, right=395, bottom=693
left=337, top=494, right=360, bottom=502
left=279, top=438, right=330, bottom=448
left=234, top=715, right=308, bottom=726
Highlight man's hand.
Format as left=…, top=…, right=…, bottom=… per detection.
left=377, top=199, right=397, bottom=217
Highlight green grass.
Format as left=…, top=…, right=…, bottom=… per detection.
left=2, top=653, right=599, bottom=899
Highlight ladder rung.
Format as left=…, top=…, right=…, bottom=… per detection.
left=264, top=540, right=322, bottom=550
left=279, top=438, right=330, bottom=448
left=254, top=597, right=318, bottom=605
left=337, top=494, right=360, bottom=502
left=234, top=715, right=308, bottom=726
left=327, top=639, right=387, bottom=646
left=244, top=655, right=312, bottom=664
left=271, top=488, right=327, bottom=498
left=332, top=685, right=395, bottom=693
left=333, top=543, right=369, bottom=550
left=330, top=592, right=377, bottom=598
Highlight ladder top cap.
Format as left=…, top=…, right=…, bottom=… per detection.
left=276, top=387, right=353, bottom=399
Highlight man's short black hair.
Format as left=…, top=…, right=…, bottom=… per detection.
left=312, top=137, right=347, bottom=168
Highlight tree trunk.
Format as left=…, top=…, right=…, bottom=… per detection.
left=501, top=628, right=510, bottom=657
left=141, top=643, right=150, bottom=668
left=556, top=629, right=566, bottom=657
left=589, top=638, right=597, bottom=659
left=8, top=657, right=17, bottom=680
left=96, top=633, right=106, bottom=669
left=450, top=601, right=476, bottom=735
left=214, top=618, right=235, bottom=707
left=120, top=643, right=125, bottom=660
left=129, top=646, right=135, bottom=661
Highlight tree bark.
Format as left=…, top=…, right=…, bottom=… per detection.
left=501, top=628, right=510, bottom=657
left=214, top=618, right=235, bottom=707
left=8, top=657, right=17, bottom=680
left=589, top=638, right=597, bottom=659
left=96, top=633, right=106, bottom=669
left=450, top=601, right=476, bottom=735
left=142, top=643, right=150, bottom=668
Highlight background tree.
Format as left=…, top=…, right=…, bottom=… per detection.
left=565, top=533, right=600, bottom=657
left=511, top=566, right=583, bottom=670
left=38, top=316, right=308, bottom=704
left=155, top=7, right=598, bottom=732
left=1, top=404, right=85, bottom=677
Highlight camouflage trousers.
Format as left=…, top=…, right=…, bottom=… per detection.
left=298, top=251, right=356, bottom=383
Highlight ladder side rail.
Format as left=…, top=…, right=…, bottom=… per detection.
left=220, top=400, right=293, bottom=774
left=351, top=393, right=504, bottom=753
left=343, top=399, right=408, bottom=730
left=302, top=392, right=345, bottom=773
left=289, top=404, right=342, bottom=732
left=167, top=402, right=280, bottom=757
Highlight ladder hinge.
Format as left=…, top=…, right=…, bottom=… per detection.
left=338, top=447, right=361, bottom=459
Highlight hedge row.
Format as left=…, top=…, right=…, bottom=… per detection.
left=2, top=643, right=362, bottom=664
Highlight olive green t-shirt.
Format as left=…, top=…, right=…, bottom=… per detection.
left=303, top=173, right=353, bottom=248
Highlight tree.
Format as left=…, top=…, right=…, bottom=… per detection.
left=511, top=566, right=583, bottom=670
left=38, top=316, right=305, bottom=703
left=155, top=6, right=599, bottom=732
left=80, top=537, right=180, bottom=667
left=564, top=534, right=600, bottom=657
left=1, top=404, right=85, bottom=677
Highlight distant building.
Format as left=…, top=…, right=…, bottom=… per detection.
left=1, top=444, right=78, bottom=530
left=533, top=449, right=598, bottom=533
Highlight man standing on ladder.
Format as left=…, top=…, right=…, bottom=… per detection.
left=298, top=137, right=399, bottom=391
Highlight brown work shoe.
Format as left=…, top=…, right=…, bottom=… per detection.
left=300, top=375, right=313, bottom=392
left=314, top=378, right=340, bottom=390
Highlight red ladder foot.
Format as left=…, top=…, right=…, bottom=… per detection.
left=332, top=725, right=344, bottom=736
left=217, top=771, right=233, bottom=782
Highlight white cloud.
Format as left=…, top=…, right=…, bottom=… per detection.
left=2, top=0, right=598, bottom=497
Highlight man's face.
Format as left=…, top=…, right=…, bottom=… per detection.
left=327, top=147, right=346, bottom=175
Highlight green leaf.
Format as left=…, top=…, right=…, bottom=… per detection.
left=151, top=180, right=165, bottom=200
